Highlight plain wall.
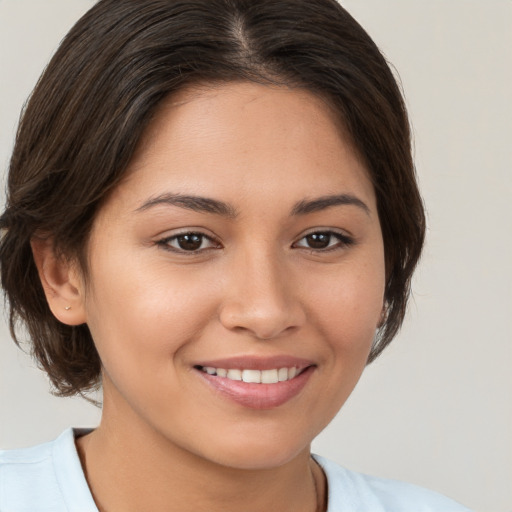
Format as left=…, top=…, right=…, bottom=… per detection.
left=0, top=1, right=510, bottom=511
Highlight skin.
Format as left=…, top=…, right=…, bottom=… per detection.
left=34, top=82, right=386, bottom=512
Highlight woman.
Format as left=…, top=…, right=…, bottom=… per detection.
left=0, top=0, right=472, bottom=510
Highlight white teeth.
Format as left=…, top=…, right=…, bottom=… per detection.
left=242, top=369, right=261, bottom=383
left=200, top=366, right=303, bottom=383
left=226, top=369, right=242, bottom=381
left=261, top=369, right=279, bottom=384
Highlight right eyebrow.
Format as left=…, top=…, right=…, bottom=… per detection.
left=135, top=193, right=239, bottom=218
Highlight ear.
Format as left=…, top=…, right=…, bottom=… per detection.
left=31, top=237, right=87, bottom=326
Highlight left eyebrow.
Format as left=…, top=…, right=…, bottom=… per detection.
left=291, top=194, right=371, bottom=216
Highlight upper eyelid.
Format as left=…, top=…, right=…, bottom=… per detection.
left=157, top=228, right=218, bottom=242
left=163, top=232, right=219, bottom=244
left=295, top=228, right=354, bottom=240
left=297, top=231, right=351, bottom=239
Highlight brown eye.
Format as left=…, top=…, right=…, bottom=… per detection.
left=304, top=233, right=331, bottom=249
left=158, top=232, right=219, bottom=253
left=294, top=231, right=355, bottom=251
left=176, top=234, right=203, bottom=251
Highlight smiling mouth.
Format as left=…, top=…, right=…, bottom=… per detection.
left=195, top=365, right=305, bottom=384
left=194, top=362, right=315, bottom=409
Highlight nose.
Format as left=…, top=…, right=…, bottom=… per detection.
left=218, top=249, right=306, bottom=340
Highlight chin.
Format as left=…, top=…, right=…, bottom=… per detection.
left=185, top=424, right=316, bottom=471
left=206, top=444, right=309, bottom=471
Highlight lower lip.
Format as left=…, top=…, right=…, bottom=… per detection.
left=196, top=367, right=315, bottom=410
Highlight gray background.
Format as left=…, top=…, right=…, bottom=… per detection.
left=0, top=1, right=510, bottom=511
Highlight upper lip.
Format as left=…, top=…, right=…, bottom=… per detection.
left=194, top=355, right=315, bottom=371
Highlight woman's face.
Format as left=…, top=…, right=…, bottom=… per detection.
left=79, top=82, right=385, bottom=469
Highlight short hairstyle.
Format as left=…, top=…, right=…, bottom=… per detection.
left=0, top=0, right=425, bottom=397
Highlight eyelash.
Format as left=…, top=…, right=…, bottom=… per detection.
left=156, top=230, right=355, bottom=255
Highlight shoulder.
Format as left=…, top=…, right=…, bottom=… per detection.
left=0, top=436, right=62, bottom=511
left=313, top=455, right=473, bottom=512
left=0, top=429, right=97, bottom=512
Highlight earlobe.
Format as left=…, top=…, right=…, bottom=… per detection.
left=30, top=237, right=87, bottom=326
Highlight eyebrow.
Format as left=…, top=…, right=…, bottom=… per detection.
left=291, top=194, right=370, bottom=216
left=136, top=192, right=370, bottom=217
left=136, top=193, right=238, bottom=218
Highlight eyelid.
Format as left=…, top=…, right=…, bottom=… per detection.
left=298, top=226, right=354, bottom=238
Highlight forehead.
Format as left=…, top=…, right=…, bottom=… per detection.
left=114, top=81, right=375, bottom=213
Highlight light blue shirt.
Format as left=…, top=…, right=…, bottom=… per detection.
left=0, top=429, right=472, bottom=511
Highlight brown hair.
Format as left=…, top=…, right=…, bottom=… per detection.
left=0, top=0, right=425, bottom=397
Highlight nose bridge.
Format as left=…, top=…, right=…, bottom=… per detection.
left=219, top=242, right=304, bottom=339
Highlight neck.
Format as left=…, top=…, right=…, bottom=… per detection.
left=76, top=397, right=326, bottom=512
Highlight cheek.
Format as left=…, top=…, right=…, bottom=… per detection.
left=293, top=260, right=385, bottom=436
left=83, top=255, right=219, bottom=378
left=307, top=260, right=385, bottom=349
